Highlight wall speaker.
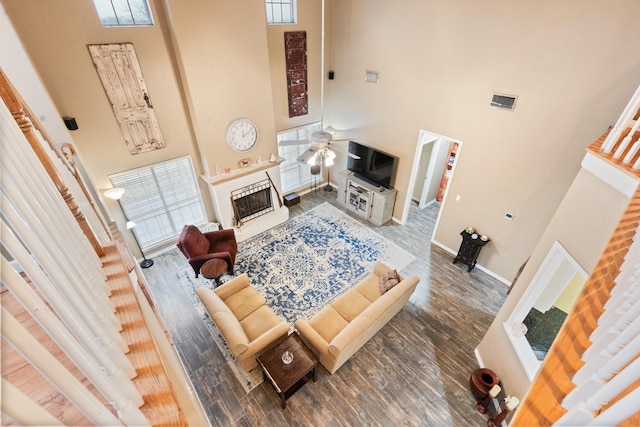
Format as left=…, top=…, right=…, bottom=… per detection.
left=63, top=117, right=78, bottom=131
left=328, top=70, right=335, bottom=80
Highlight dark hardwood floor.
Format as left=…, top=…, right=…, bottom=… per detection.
left=142, top=190, right=507, bottom=426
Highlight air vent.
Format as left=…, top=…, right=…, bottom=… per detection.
left=365, top=70, right=379, bottom=84
left=490, top=93, right=518, bottom=111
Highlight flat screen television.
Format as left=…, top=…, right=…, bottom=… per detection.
left=347, top=141, right=398, bottom=189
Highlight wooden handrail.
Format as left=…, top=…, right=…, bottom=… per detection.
left=0, top=67, right=105, bottom=256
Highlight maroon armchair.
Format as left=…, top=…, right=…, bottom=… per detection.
left=177, top=225, right=237, bottom=278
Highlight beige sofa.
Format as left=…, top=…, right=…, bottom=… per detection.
left=196, top=274, right=290, bottom=371
left=294, top=261, right=419, bottom=374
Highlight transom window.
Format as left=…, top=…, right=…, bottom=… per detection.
left=266, top=0, right=297, bottom=25
left=93, top=0, right=154, bottom=27
left=109, top=156, right=207, bottom=251
left=278, top=122, right=322, bottom=193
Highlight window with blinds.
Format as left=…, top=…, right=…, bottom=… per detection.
left=109, top=156, right=207, bottom=251
left=277, top=122, right=322, bottom=193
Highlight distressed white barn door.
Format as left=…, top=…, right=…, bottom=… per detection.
left=88, top=43, right=165, bottom=154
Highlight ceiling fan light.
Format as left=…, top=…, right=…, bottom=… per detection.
left=307, top=153, right=319, bottom=165
left=325, top=157, right=334, bottom=167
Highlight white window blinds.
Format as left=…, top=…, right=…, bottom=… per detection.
left=109, top=156, right=206, bottom=251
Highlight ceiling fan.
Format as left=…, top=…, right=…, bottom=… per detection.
left=277, top=0, right=360, bottom=172
left=278, top=127, right=359, bottom=167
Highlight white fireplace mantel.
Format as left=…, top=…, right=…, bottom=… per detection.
left=201, top=160, right=289, bottom=242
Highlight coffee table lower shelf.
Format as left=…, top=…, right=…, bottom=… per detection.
left=256, top=333, right=317, bottom=409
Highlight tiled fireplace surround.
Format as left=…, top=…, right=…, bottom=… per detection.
left=204, top=160, right=289, bottom=242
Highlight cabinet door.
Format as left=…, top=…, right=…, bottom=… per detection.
left=369, top=192, right=384, bottom=225
left=337, top=172, right=348, bottom=204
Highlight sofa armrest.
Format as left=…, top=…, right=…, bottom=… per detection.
left=327, top=316, right=372, bottom=358
left=245, top=321, right=290, bottom=356
left=204, top=229, right=236, bottom=243
left=211, top=311, right=249, bottom=356
left=383, top=275, right=419, bottom=300
left=214, top=273, right=250, bottom=300
left=294, top=319, right=329, bottom=354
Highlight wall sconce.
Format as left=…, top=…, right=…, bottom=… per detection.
left=104, top=188, right=154, bottom=268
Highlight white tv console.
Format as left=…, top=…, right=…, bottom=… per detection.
left=336, top=170, right=397, bottom=226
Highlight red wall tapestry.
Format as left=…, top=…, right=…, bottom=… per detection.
left=284, top=31, right=308, bottom=118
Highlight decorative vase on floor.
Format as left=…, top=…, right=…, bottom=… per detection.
left=469, top=368, right=499, bottom=402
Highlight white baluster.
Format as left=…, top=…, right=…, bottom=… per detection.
left=1, top=257, right=144, bottom=409
left=564, top=330, right=640, bottom=407
left=2, top=138, right=104, bottom=279
left=602, top=85, right=640, bottom=153
left=1, top=184, right=123, bottom=335
left=585, top=387, right=640, bottom=426
left=556, top=357, right=640, bottom=425
left=588, top=290, right=640, bottom=346
left=605, top=267, right=639, bottom=308
left=2, top=379, right=64, bottom=426
left=2, top=220, right=134, bottom=377
left=615, top=118, right=640, bottom=160
left=2, top=310, right=126, bottom=426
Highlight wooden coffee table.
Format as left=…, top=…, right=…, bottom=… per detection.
left=256, top=333, right=318, bottom=409
left=200, top=258, right=228, bottom=285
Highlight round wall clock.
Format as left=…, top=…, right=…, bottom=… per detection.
left=226, top=118, right=258, bottom=152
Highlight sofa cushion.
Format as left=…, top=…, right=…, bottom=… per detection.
left=223, top=286, right=266, bottom=321
left=354, top=274, right=382, bottom=302
left=240, top=305, right=285, bottom=341
left=180, top=225, right=210, bottom=257
left=332, top=289, right=371, bottom=322
left=309, top=305, right=349, bottom=343
left=379, top=269, right=400, bottom=294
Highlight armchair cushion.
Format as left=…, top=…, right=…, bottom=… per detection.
left=179, top=225, right=210, bottom=256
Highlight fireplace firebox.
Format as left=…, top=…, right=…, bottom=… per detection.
left=231, top=179, right=274, bottom=223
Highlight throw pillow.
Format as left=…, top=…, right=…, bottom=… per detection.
left=379, top=269, right=400, bottom=295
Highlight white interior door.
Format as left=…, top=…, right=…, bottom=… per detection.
left=418, top=139, right=441, bottom=208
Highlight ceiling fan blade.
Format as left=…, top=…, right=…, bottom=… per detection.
left=296, top=146, right=320, bottom=164
left=328, top=144, right=361, bottom=159
left=329, top=141, right=360, bottom=160
left=279, top=139, right=312, bottom=146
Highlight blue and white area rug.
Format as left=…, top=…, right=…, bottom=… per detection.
left=177, top=202, right=416, bottom=392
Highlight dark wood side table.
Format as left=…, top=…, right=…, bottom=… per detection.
left=200, top=258, right=228, bottom=285
left=256, top=333, right=317, bottom=409
left=453, top=230, right=490, bottom=272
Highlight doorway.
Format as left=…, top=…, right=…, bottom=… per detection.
left=402, top=129, right=462, bottom=234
